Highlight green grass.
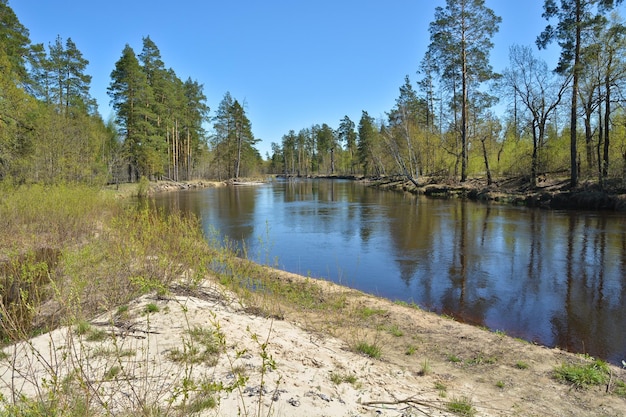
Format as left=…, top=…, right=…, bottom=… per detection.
left=355, top=341, right=381, bottom=358
left=447, top=396, right=476, bottom=416
left=515, top=360, right=529, bottom=370
left=356, top=306, right=386, bottom=319
left=418, top=359, right=431, bottom=376
left=144, top=302, right=160, bottom=313
left=385, top=324, right=403, bottom=337
left=74, top=320, right=91, bottom=336
left=447, top=354, right=462, bottom=363
left=330, top=371, right=358, bottom=385
left=553, top=359, right=609, bottom=388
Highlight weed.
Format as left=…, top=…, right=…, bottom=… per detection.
left=418, top=358, right=431, bottom=376
left=355, top=341, right=382, bottom=358
left=553, top=359, right=609, bottom=388
left=613, top=380, right=626, bottom=397
left=447, top=396, right=476, bottom=416
left=466, top=353, right=497, bottom=366
left=144, top=302, right=160, bottom=314
left=496, top=380, right=505, bottom=389
left=515, top=361, right=529, bottom=370
left=434, top=381, right=447, bottom=393
left=85, top=328, right=108, bottom=342
left=447, top=354, right=462, bottom=363
left=74, top=320, right=91, bottom=335
left=104, top=365, right=121, bottom=380
left=356, top=306, right=386, bottom=319
left=405, top=345, right=417, bottom=356
left=386, top=324, right=403, bottom=337
left=330, top=371, right=358, bottom=386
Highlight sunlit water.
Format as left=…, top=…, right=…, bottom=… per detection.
left=151, top=179, right=626, bottom=364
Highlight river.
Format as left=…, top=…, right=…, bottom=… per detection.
left=151, top=178, right=626, bottom=364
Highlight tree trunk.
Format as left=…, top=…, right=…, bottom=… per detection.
left=603, top=74, right=611, bottom=179
left=569, top=3, right=581, bottom=188
left=481, top=137, right=492, bottom=186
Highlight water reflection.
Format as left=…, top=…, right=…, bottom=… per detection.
left=151, top=179, right=626, bottom=363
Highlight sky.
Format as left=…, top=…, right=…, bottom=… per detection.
left=10, top=0, right=610, bottom=158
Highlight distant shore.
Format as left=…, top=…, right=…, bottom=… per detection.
left=121, top=175, right=626, bottom=211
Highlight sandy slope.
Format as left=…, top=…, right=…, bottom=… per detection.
left=1, top=276, right=625, bottom=416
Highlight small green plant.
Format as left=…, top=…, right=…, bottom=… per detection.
left=553, top=359, right=609, bottom=388
left=144, top=302, right=160, bottom=313
left=515, top=360, right=529, bottom=370
left=104, top=365, right=121, bottom=380
left=466, top=353, right=497, bottom=366
left=85, top=328, right=108, bottom=342
left=405, top=345, right=417, bottom=356
left=356, top=306, right=386, bottom=319
left=74, top=320, right=91, bottom=335
left=386, top=324, right=403, bottom=337
left=447, top=396, right=476, bottom=416
left=434, top=381, right=447, bottom=397
left=418, top=358, right=431, bottom=376
left=330, top=371, right=358, bottom=386
left=447, top=354, right=462, bottom=363
left=355, top=341, right=381, bottom=358
left=495, top=380, right=505, bottom=389
left=613, top=379, right=626, bottom=397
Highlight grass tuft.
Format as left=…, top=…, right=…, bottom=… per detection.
left=553, top=359, right=609, bottom=388
left=355, top=341, right=381, bottom=358
left=447, top=396, right=476, bottom=416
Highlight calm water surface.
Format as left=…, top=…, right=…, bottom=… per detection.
left=152, top=179, right=626, bottom=364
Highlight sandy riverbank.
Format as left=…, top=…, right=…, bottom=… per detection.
left=2, top=267, right=625, bottom=416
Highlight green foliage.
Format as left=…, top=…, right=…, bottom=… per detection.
left=447, top=354, right=462, bottom=363
left=356, top=306, right=386, bottom=319
left=386, top=324, right=403, bottom=337
left=446, top=396, right=476, bottom=417
left=553, top=359, right=610, bottom=388
left=355, top=341, right=381, bottom=359
left=144, top=302, right=159, bottom=313
left=330, top=371, right=358, bottom=386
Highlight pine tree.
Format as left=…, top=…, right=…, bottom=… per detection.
left=338, top=115, right=357, bottom=174
left=108, top=44, right=156, bottom=181
left=427, top=0, right=501, bottom=182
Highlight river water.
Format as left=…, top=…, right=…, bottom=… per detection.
left=151, top=179, right=626, bottom=364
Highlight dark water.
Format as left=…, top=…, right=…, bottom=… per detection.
left=151, top=179, right=626, bottom=364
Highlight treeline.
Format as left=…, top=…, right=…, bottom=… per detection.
left=269, top=0, right=626, bottom=189
left=3, top=0, right=626, bottom=187
left=0, top=1, right=263, bottom=184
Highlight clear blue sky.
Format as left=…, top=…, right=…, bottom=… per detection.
left=11, top=0, right=600, bottom=157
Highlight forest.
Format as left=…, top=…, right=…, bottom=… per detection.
left=1, top=0, right=626, bottom=188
